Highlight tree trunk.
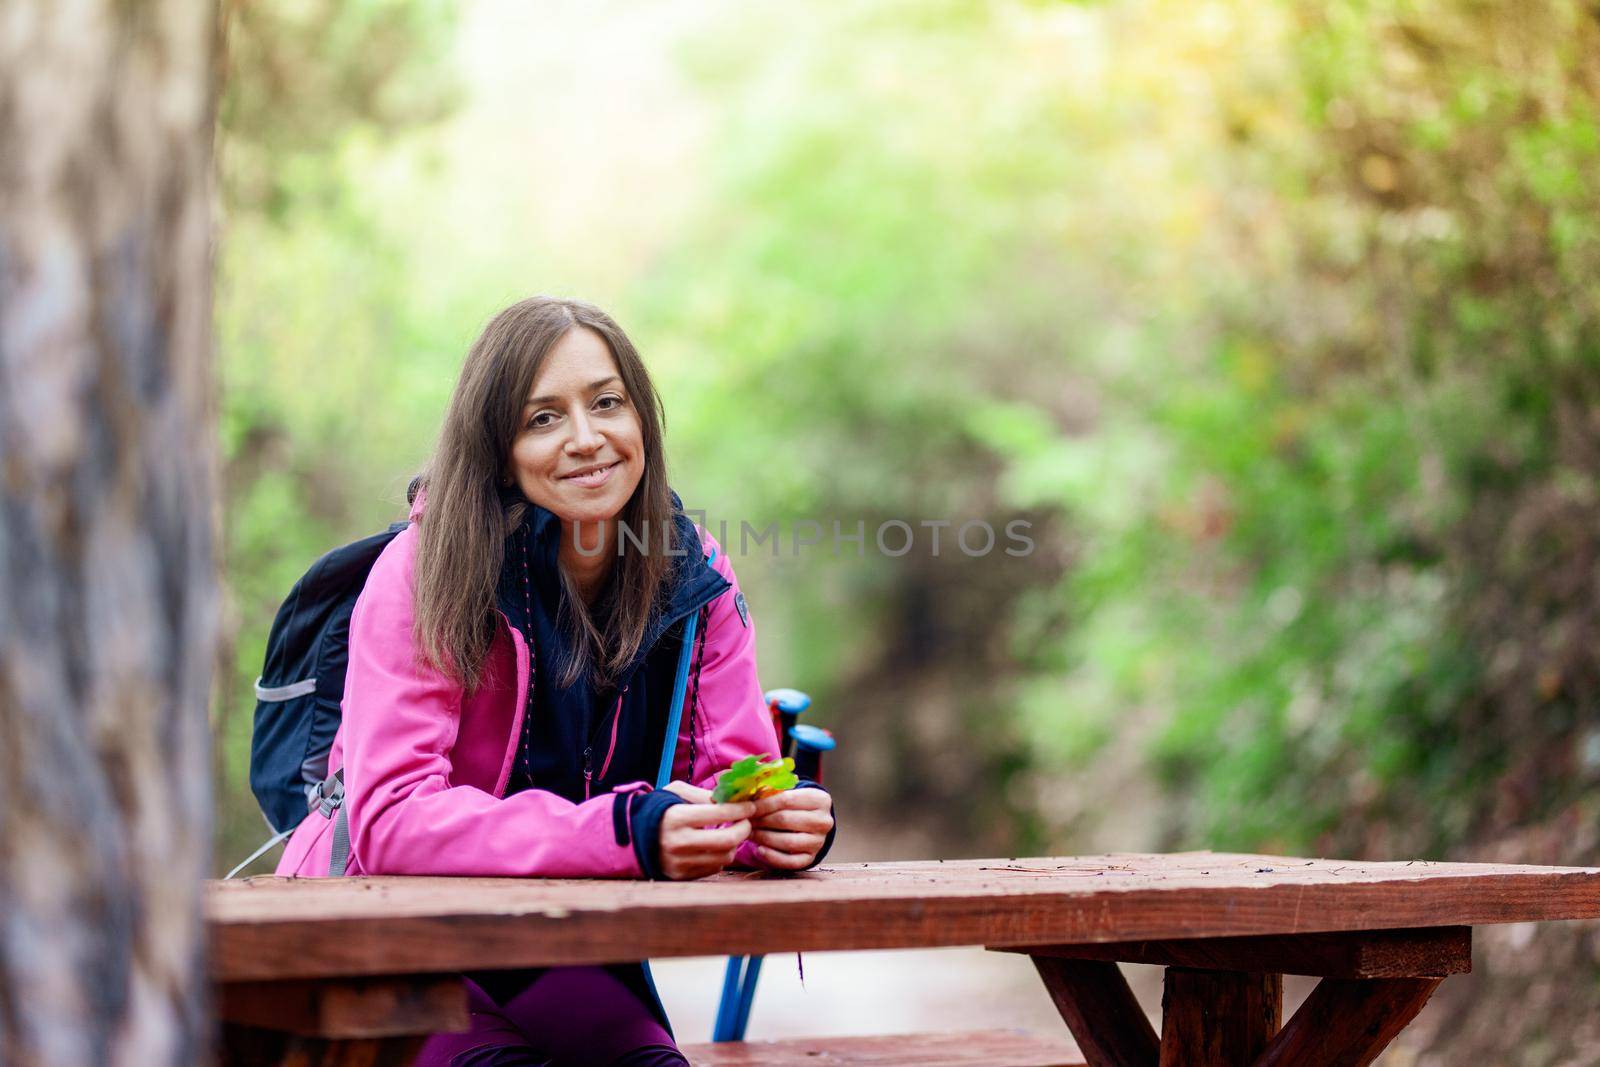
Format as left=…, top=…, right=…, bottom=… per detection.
left=0, top=3, right=219, bottom=1066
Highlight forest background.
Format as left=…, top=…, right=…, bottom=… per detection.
left=214, top=1, right=1600, bottom=1061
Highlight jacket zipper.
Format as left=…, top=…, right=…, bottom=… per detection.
left=584, top=688, right=627, bottom=800
left=598, top=692, right=625, bottom=780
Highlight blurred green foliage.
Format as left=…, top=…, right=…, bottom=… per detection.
left=215, top=0, right=1600, bottom=896
left=213, top=0, right=462, bottom=856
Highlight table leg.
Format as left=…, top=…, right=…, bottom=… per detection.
left=1159, top=968, right=1281, bottom=1066
left=218, top=1022, right=425, bottom=1067
left=1013, top=930, right=1463, bottom=1067
left=1251, top=976, right=1442, bottom=1067
left=1030, top=956, right=1159, bottom=1067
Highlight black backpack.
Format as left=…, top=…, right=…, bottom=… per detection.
left=246, top=522, right=409, bottom=840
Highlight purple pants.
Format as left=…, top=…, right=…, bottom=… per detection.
left=411, top=966, right=688, bottom=1067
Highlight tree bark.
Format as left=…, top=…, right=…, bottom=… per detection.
left=0, top=3, right=218, bottom=1066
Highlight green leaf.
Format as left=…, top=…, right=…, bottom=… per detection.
left=712, top=754, right=799, bottom=803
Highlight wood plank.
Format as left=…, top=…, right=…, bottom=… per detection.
left=207, top=854, right=1600, bottom=982
left=1252, top=977, right=1443, bottom=1067
left=1158, top=968, right=1280, bottom=1066
left=995, top=926, right=1471, bottom=978
left=1031, top=957, right=1158, bottom=1067
left=217, top=974, right=467, bottom=1038
left=216, top=1024, right=425, bottom=1067
left=681, top=1029, right=1085, bottom=1066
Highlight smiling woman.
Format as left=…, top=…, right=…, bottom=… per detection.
left=269, top=296, right=836, bottom=1067
left=510, top=330, right=647, bottom=607
left=417, top=299, right=676, bottom=692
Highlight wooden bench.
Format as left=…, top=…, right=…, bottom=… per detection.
left=208, top=852, right=1600, bottom=1066
left=680, top=1029, right=1084, bottom=1065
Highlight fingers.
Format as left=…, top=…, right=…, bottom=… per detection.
left=669, top=801, right=756, bottom=828
left=663, top=781, right=714, bottom=804
left=749, top=808, right=833, bottom=834
left=661, top=805, right=752, bottom=868
left=656, top=787, right=830, bottom=880
left=750, top=788, right=831, bottom=819
left=659, top=825, right=744, bottom=881
left=657, top=796, right=760, bottom=881
left=747, top=791, right=831, bottom=871
left=662, top=819, right=752, bottom=855
left=660, top=824, right=746, bottom=881
left=751, top=844, right=820, bottom=871
left=663, top=851, right=735, bottom=880
left=751, top=829, right=825, bottom=854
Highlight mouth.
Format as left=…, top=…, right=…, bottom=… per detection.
left=560, top=460, right=621, bottom=488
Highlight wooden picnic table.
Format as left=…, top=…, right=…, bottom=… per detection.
left=209, top=851, right=1600, bottom=1066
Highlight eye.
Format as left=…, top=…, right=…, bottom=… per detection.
left=528, top=410, right=558, bottom=429
left=594, top=393, right=625, bottom=411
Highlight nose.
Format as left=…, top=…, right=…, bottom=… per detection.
left=565, top=409, right=603, bottom=455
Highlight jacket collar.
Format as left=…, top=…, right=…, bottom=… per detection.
left=411, top=481, right=727, bottom=632
left=494, top=484, right=728, bottom=659
left=651, top=504, right=730, bottom=640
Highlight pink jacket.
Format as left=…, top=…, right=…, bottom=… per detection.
left=275, top=497, right=784, bottom=879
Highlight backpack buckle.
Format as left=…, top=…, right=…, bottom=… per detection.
left=312, top=769, right=344, bottom=818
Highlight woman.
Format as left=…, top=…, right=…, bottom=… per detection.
left=275, top=296, right=837, bottom=1066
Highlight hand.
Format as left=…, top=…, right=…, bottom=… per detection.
left=747, top=787, right=833, bottom=871
left=657, top=781, right=755, bottom=881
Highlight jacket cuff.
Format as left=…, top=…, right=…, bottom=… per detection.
left=627, top=789, right=687, bottom=881
left=795, top=779, right=837, bottom=869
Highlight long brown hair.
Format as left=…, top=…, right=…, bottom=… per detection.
left=412, top=297, right=676, bottom=692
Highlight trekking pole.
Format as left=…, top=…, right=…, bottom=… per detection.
left=788, top=723, right=835, bottom=783
left=725, top=724, right=836, bottom=1040
left=715, top=713, right=839, bottom=1041
left=712, top=689, right=814, bottom=1042
left=765, top=687, right=810, bottom=759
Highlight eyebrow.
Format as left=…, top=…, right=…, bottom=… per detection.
left=524, top=376, right=621, bottom=409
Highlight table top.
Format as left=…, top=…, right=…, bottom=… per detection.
left=209, top=852, right=1600, bottom=982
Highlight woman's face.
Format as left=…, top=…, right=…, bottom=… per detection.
left=509, top=326, right=645, bottom=526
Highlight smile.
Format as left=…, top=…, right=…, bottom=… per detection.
left=560, top=461, right=621, bottom=488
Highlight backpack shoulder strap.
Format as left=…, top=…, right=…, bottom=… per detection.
left=329, top=791, right=352, bottom=876
left=654, top=544, right=717, bottom=788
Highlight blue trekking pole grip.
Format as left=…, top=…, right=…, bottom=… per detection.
left=789, top=724, right=836, bottom=784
